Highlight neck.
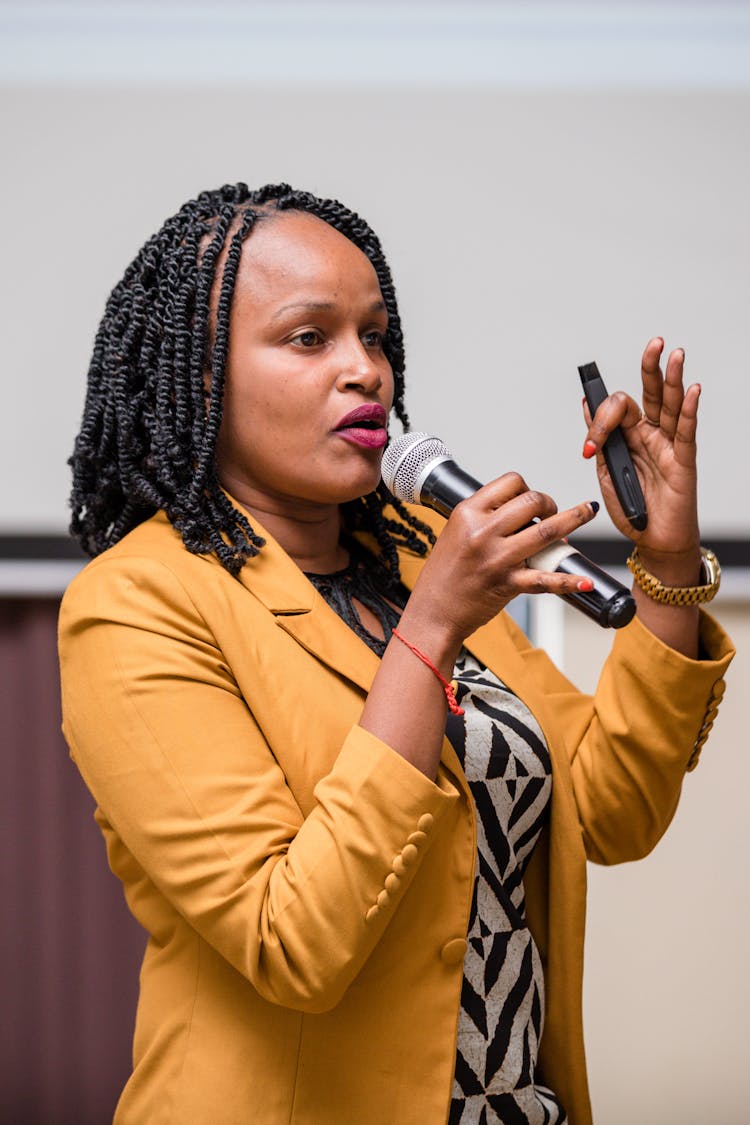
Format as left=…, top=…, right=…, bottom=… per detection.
left=230, top=492, right=348, bottom=573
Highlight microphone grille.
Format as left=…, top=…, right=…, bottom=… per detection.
left=381, top=432, right=452, bottom=503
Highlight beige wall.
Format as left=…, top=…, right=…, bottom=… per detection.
left=2, top=85, right=750, bottom=537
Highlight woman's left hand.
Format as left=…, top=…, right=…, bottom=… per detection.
left=582, top=337, right=701, bottom=561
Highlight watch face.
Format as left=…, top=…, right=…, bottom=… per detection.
left=693, top=548, right=720, bottom=603
left=701, top=548, right=721, bottom=586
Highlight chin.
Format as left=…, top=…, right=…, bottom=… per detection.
left=330, top=456, right=384, bottom=502
left=336, top=481, right=382, bottom=506
left=325, top=470, right=383, bottom=506
left=290, top=446, right=385, bottom=506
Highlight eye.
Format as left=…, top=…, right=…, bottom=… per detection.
left=290, top=329, right=324, bottom=348
left=361, top=329, right=386, bottom=349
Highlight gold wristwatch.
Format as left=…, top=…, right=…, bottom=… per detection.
left=627, top=546, right=721, bottom=606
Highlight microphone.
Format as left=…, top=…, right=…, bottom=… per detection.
left=381, top=432, right=636, bottom=629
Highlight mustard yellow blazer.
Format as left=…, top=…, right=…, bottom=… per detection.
left=58, top=506, right=733, bottom=1125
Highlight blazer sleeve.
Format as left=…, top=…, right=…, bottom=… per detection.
left=501, top=609, right=734, bottom=864
left=58, top=555, right=460, bottom=1013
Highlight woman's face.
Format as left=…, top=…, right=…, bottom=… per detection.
left=214, top=211, right=394, bottom=519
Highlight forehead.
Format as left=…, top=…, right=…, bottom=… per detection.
left=233, top=211, right=383, bottom=305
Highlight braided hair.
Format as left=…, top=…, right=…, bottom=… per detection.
left=69, top=183, right=435, bottom=578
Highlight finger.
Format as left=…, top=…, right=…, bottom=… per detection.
left=673, top=382, right=700, bottom=467
left=512, top=499, right=600, bottom=560
left=470, top=471, right=530, bottom=512
left=659, top=347, right=686, bottom=440
left=509, top=566, right=596, bottom=597
left=484, top=487, right=560, bottom=533
left=582, top=391, right=641, bottom=458
left=641, top=336, right=665, bottom=426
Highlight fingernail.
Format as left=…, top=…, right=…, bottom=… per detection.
left=577, top=578, right=594, bottom=591
left=589, top=500, right=600, bottom=514
left=583, top=440, right=597, bottom=459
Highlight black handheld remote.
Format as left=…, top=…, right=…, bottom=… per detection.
left=578, top=361, right=648, bottom=532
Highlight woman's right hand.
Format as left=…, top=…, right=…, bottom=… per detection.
left=398, top=472, right=600, bottom=667
left=360, top=472, right=598, bottom=778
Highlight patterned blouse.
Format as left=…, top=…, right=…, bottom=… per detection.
left=445, top=651, right=567, bottom=1125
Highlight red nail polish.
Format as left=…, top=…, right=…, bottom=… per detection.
left=583, top=440, right=597, bottom=459
left=577, top=578, right=594, bottom=592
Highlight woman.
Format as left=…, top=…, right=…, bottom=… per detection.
left=59, top=183, right=733, bottom=1125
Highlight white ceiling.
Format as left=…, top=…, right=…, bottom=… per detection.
left=2, top=2, right=749, bottom=87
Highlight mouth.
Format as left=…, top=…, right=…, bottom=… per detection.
left=333, top=404, right=389, bottom=449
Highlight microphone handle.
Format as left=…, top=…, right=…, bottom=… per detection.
left=419, top=459, right=636, bottom=629
left=420, top=458, right=479, bottom=516
left=528, top=542, right=636, bottom=628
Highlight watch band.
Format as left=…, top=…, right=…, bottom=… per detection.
left=627, top=546, right=721, bottom=606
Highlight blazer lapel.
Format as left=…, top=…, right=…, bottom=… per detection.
left=230, top=503, right=469, bottom=788
left=233, top=508, right=381, bottom=696
left=276, top=604, right=381, bottom=697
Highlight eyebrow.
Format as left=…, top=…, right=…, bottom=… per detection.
left=268, top=299, right=387, bottom=325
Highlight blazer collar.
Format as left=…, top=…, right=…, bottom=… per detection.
left=234, top=510, right=318, bottom=616
left=230, top=501, right=434, bottom=699
left=228, top=499, right=528, bottom=705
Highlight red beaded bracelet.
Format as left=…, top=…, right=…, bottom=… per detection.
left=391, top=628, right=465, bottom=717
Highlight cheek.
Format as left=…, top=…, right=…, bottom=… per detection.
left=223, top=352, right=292, bottom=426
left=222, top=372, right=321, bottom=464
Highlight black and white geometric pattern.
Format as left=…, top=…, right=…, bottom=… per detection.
left=445, top=651, right=567, bottom=1125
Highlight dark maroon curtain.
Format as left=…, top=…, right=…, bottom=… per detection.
left=1, top=598, right=144, bottom=1125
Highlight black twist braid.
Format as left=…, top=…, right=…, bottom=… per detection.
left=70, top=183, right=434, bottom=577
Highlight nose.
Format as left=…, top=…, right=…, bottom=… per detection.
left=336, top=334, right=384, bottom=394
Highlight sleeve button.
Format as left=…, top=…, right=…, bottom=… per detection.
left=418, top=813, right=434, bottom=833
left=384, top=872, right=401, bottom=893
left=440, top=938, right=468, bottom=965
left=401, top=844, right=418, bottom=866
left=377, top=890, right=390, bottom=908
left=407, top=830, right=427, bottom=846
left=365, top=905, right=380, bottom=924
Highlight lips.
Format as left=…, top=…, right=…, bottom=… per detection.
left=333, top=403, right=388, bottom=449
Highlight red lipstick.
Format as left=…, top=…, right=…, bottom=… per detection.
left=333, top=404, right=388, bottom=449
